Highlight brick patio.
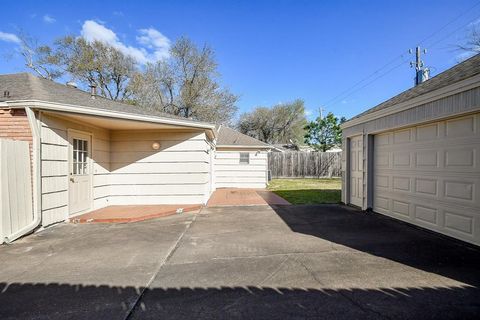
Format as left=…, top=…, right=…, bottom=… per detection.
left=70, top=205, right=202, bottom=223
left=207, top=188, right=290, bottom=207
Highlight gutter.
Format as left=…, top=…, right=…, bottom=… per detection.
left=216, top=145, right=272, bottom=149
left=5, top=100, right=217, bottom=138
left=4, top=107, right=42, bottom=242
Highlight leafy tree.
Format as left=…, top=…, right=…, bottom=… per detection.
left=130, top=37, right=238, bottom=124
left=304, top=112, right=346, bottom=151
left=53, top=36, right=136, bottom=100
left=14, top=33, right=237, bottom=122
left=238, top=99, right=307, bottom=144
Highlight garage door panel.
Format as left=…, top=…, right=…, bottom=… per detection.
left=373, top=113, right=480, bottom=246
left=446, top=115, right=476, bottom=138
left=393, top=129, right=412, bottom=144
left=416, top=123, right=440, bottom=141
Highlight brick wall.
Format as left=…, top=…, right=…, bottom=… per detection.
left=0, top=107, right=33, bottom=165
left=0, top=107, right=33, bottom=143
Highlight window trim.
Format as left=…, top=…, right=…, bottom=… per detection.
left=239, top=152, right=250, bottom=164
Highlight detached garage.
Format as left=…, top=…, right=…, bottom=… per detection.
left=341, top=54, right=480, bottom=246
left=214, top=125, right=271, bottom=188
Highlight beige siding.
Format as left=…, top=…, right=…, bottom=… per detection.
left=108, top=130, right=211, bottom=205
left=39, top=115, right=212, bottom=225
left=372, top=113, right=480, bottom=245
left=39, top=114, right=110, bottom=226
left=342, top=86, right=480, bottom=208
left=214, top=149, right=268, bottom=188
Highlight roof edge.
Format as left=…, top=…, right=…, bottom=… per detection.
left=216, top=144, right=272, bottom=149
left=5, top=100, right=216, bottom=131
left=341, top=72, right=480, bottom=129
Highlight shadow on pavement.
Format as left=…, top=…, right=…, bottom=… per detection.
left=0, top=282, right=479, bottom=319
left=271, top=204, right=480, bottom=288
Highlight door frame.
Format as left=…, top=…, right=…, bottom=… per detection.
left=67, top=129, right=94, bottom=216
left=346, top=134, right=364, bottom=209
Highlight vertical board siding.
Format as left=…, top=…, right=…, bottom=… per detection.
left=214, top=149, right=268, bottom=188
left=108, top=130, right=210, bottom=205
left=0, top=139, right=34, bottom=243
left=40, top=114, right=110, bottom=225
left=268, top=152, right=342, bottom=178
left=342, top=85, right=480, bottom=209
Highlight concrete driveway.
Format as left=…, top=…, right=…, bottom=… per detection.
left=0, top=205, right=479, bottom=319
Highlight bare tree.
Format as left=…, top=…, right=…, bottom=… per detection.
left=131, top=37, right=238, bottom=124
left=17, top=33, right=63, bottom=80
left=458, top=25, right=480, bottom=56
left=238, top=100, right=307, bottom=144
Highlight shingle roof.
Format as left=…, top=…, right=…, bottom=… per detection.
left=349, top=53, right=480, bottom=122
left=216, top=125, right=270, bottom=147
left=0, top=72, right=212, bottom=126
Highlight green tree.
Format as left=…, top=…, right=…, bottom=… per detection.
left=53, top=36, right=136, bottom=101
left=237, top=99, right=307, bottom=144
left=304, top=112, right=346, bottom=151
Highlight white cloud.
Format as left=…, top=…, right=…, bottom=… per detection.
left=137, top=28, right=170, bottom=60
left=80, top=20, right=170, bottom=64
left=113, top=11, right=124, bottom=17
left=43, top=14, right=56, bottom=23
left=0, top=31, right=21, bottom=44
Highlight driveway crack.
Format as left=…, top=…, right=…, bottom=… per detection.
left=123, top=214, right=197, bottom=320
left=297, top=257, right=392, bottom=320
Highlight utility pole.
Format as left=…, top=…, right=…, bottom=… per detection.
left=409, top=46, right=429, bottom=86
left=319, top=107, right=325, bottom=120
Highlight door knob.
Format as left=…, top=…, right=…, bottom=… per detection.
left=70, top=177, right=75, bottom=182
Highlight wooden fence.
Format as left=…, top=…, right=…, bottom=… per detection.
left=268, top=151, right=342, bottom=178
left=0, top=139, right=34, bottom=244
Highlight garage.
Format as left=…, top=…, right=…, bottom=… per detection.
left=373, top=114, right=480, bottom=245
left=341, top=53, right=480, bottom=246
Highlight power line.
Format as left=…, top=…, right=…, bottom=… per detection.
left=417, top=1, right=480, bottom=46
left=426, top=14, right=480, bottom=49
left=321, top=50, right=409, bottom=108
left=320, top=1, right=480, bottom=109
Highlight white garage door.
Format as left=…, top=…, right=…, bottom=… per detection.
left=373, top=113, right=480, bottom=246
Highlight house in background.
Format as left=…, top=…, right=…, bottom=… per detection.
left=0, top=73, right=270, bottom=241
left=215, top=125, right=270, bottom=189
left=341, top=54, right=480, bottom=246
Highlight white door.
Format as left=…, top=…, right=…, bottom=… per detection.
left=373, top=113, right=480, bottom=246
left=349, top=135, right=363, bottom=207
left=68, top=132, right=92, bottom=215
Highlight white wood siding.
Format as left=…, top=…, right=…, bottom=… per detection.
left=39, top=114, right=110, bottom=226
left=108, top=130, right=211, bottom=205
left=0, top=139, right=33, bottom=243
left=39, top=114, right=213, bottom=225
left=214, top=149, right=268, bottom=188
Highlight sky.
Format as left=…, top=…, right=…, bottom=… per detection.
left=0, top=0, right=479, bottom=120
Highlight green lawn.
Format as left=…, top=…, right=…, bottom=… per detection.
left=268, top=178, right=341, bottom=205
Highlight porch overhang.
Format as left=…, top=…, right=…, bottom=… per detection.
left=6, top=100, right=216, bottom=138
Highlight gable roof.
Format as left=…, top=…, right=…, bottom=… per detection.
left=216, top=125, right=271, bottom=148
left=0, top=72, right=213, bottom=128
left=346, top=53, right=480, bottom=123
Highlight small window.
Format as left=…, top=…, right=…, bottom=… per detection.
left=239, top=152, right=250, bottom=164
